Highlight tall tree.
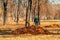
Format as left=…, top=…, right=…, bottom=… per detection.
left=25, top=7, right=29, bottom=27
left=15, top=0, right=22, bottom=23
left=13, top=0, right=20, bottom=23
left=38, top=0, right=40, bottom=25
left=3, top=0, right=7, bottom=25
left=25, top=0, right=30, bottom=27
left=28, top=0, right=32, bottom=11
left=16, top=0, right=19, bottom=23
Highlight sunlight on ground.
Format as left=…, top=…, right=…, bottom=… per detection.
left=0, top=35, right=60, bottom=40
left=0, top=20, right=60, bottom=30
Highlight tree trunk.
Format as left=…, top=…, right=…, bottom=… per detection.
left=28, top=0, right=32, bottom=11
left=3, top=0, right=7, bottom=25
left=38, top=0, right=40, bottom=25
left=25, top=7, right=29, bottom=27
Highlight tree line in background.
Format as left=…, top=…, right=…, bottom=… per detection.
left=0, top=0, right=40, bottom=26
left=0, top=0, right=60, bottom=26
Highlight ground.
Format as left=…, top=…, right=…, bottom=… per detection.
left=0, top=20, right=60, bottom=40
left=0, top=35, right=60, bottom=40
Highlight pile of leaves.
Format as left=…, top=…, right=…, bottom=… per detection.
left=11, top=26, right=49, bottom=35
left=44, top=24, right=60, bottom=28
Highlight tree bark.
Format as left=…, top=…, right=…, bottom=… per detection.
left=3, top=0, right=7, bottom=25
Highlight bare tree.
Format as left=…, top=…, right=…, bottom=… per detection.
left=25, top=0, right=30, bottom=27
left=38, top=0, right=40, bottom=25
left=3, top=0, right=8, bottom=25
left=28, top=0, right=32, bottom=11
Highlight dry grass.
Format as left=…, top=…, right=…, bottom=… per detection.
left=0, top=20, right=60, bottom=30
left=0, top=35, right=60, bottom=40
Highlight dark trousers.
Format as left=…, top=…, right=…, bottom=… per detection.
left=35, top=22, right=39, bottom=26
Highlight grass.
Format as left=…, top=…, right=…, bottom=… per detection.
left=0, top=35, right=59, bottom=40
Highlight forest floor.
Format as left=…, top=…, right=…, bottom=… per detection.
left=0, top=20, right=60, bottom=40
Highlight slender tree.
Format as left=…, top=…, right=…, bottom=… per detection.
left=38, top=0, right=40, bottom=25
left=16, top=0, right=19, bottom=23
left=3, top=0, right=7, bottom=25
left=16, top=0, right=22, bottom=23
left=25, top=7, right=29, bottom=27
left=45, top=0, right=50, bottom=20
left=28, top=0, right=32, bottom=11
left=13, top=0, right=20, bottom=23
left=25, top=0, right=30, bottom=27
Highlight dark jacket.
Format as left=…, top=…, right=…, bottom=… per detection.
left=34, top=18, right=39, bottom=23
